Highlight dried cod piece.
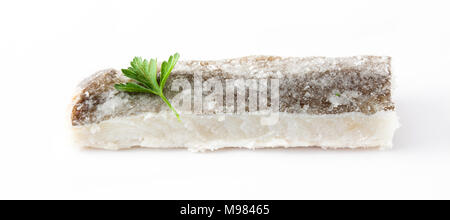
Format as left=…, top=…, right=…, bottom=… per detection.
left=71, top=55, right=399, bottom=151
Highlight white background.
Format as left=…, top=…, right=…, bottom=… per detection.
left=0, top=0, right=449, bottom=199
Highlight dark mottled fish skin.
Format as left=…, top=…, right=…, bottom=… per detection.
left=72, top=55, right=394, bottom=126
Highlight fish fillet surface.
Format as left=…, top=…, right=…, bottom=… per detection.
left=71, top=55, right=399, bottom=151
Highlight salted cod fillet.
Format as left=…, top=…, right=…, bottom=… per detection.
left=71, top=55, right=399, bottom=151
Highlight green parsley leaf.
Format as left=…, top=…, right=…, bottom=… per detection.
left=115, top=53, right=181, bottom=120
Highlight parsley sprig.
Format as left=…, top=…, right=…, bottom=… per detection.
left=114, top=53, right=180, bottom=120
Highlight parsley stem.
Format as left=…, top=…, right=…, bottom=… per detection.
left=160, top=93, right=180, bottom=121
